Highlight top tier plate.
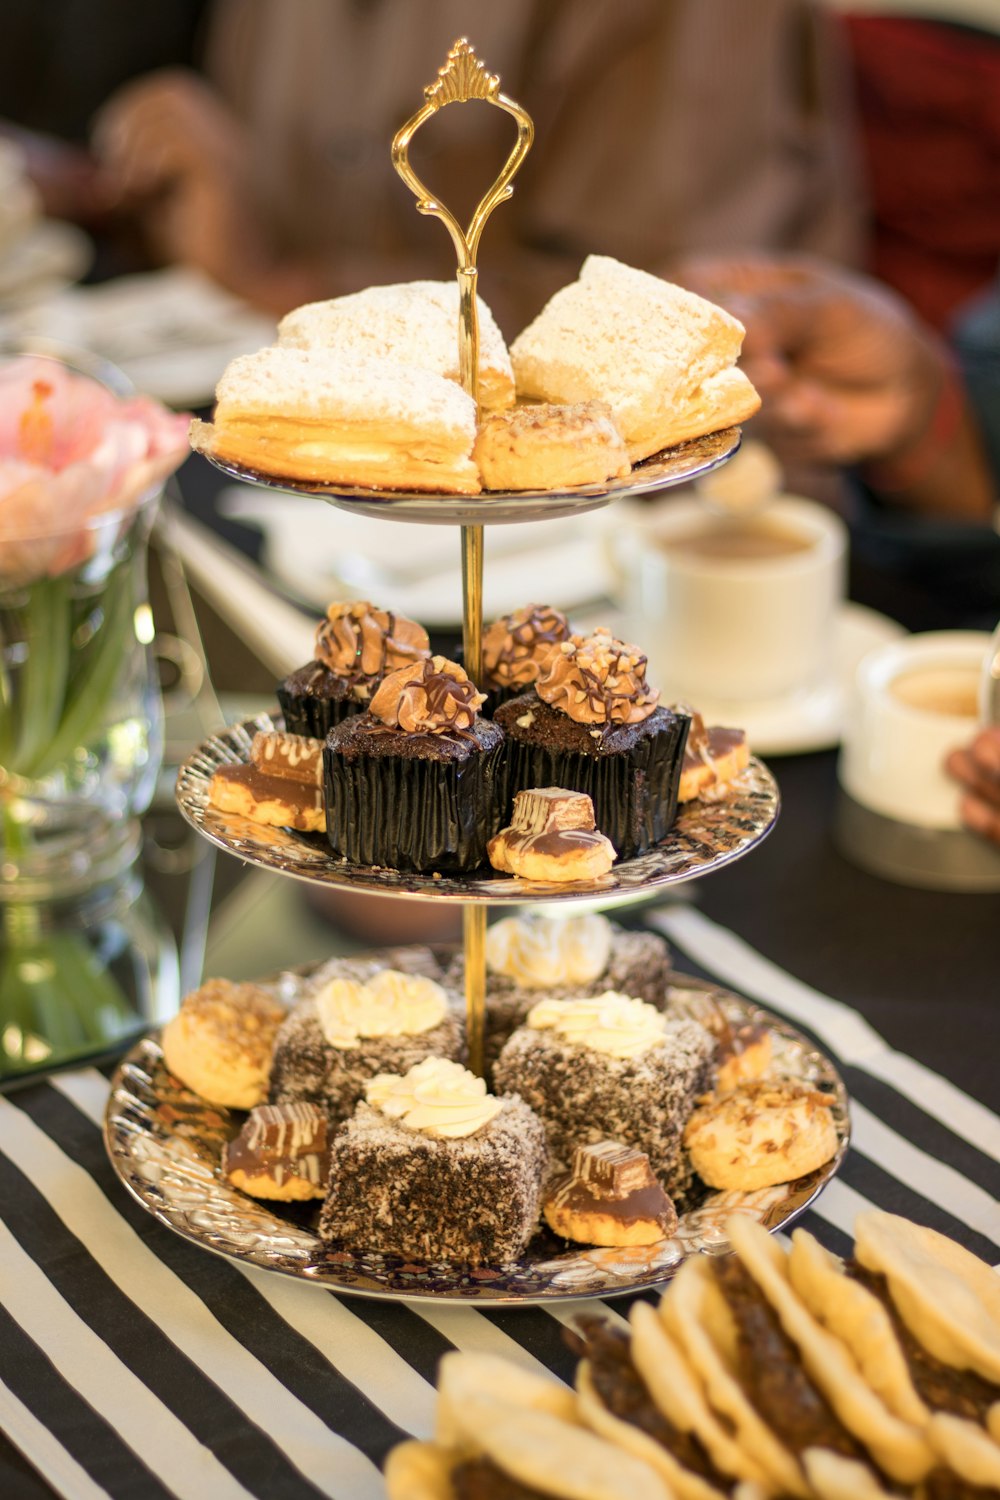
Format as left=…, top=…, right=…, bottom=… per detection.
left=203, top=427, right=741, bottom=526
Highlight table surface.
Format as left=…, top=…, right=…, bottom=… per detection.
left=1, top=461, right=998, bottom=1500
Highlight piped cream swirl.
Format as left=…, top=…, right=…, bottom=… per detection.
left=369, top=654, right=485, bottom=734
left=315, top=600, right=429, bottom=682
left=486, top=913, right=612, bottom=989
left=366, top=1056, right=502, bottom=1138
left=536, top=628, right=658, bottom=725
left=315, top=970, right=447, bottom=1049
left=527, top=991, right=667, bottom=1059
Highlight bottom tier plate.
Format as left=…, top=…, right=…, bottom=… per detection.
left=103, top=974, right=849, bottom=1305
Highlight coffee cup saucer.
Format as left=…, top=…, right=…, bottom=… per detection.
left=682, top=603, right=905, bottom=756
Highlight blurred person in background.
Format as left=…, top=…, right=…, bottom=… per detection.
left=0, top=0, right=208, bottom=244
left=947, top=727, right=1000, bottom=846
left=86, top=0, right=865, bottom=332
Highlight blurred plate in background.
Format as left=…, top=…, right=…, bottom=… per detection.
left=218, top=484, right=615, bottom=625
left=0, top=266, right=275, bottom=406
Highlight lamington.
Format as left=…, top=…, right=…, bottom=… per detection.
left=268, top=962, right=465, bottom=1126
left=318, top=1057, right=547, bottom=1266
left=493, top=992, right=715, bottom=1204
left=445, top=911, right=672, bottom=1071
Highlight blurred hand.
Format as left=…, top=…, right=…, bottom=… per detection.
left=945, top=727, right=1000, bottom=845
left=91, top=69, right=270, bottom=289
left=0, top=125, right=111, bottom=224
left=675, top=254, right=946, bottom=469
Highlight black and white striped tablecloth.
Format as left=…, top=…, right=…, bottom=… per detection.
left=1, top=903, right=998, bottom=1500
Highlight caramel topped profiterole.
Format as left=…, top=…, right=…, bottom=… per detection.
left=544, top=1139, right=679, bottom=1246
left=488, top=787, right=616, bottom=881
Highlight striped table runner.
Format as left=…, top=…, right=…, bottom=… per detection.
left=1, top=905, right=997, bottom=1500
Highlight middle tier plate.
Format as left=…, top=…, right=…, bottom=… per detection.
left=175, top=713, right=779, bottom=901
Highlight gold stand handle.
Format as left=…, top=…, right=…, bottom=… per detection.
left=392, top=39, right=534, bottom=1076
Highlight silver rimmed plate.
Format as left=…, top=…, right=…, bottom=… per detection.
left=104, top=974, right=849, bottom=1305
left=203, top=428, right=741, bottom=526
left=174, top=714, right=779, bottom=903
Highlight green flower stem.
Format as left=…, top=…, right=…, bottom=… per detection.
left=0, top=929, right=133, bottom=1068
left=12, top=576, right=71, bottom=773
left=29, top=561, right=133, bottom=781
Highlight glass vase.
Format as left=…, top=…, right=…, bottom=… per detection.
left=0, top=486, right=164, bottom=901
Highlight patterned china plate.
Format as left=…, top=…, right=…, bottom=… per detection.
left=174, top=714, right=780, bottom=903
left=202, top=428, right=742, bottom=526
left=104, top=974, right=849, bottom=1306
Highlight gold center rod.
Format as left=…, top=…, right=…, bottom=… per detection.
left=462, top=905, right=487, bottom=1079
left=391, top=39, right=535, bottom=1079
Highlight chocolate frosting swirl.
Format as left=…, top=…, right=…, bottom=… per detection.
left=369, top=654, right=485, bottom=735
left=482, top=603, right=570, bottom=690
left=314, top=601, right=429, bottom=688
left=536, top=628, right=659, bottom=726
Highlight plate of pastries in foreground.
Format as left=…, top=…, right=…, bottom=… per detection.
left=175, top=600, right=778, bottom=899
left=104, top=916, right=849, bottom=1304
left=188, top=256, right=757, bottom=521
left=384, top=1208, right=1000, bottom=1497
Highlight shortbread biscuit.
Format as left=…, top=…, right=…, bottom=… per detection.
left=278, top=280, right=515, bottom=411
left=473, top=400, right=631, bottom=491
left=683, top=1077, right=839, bottom=1191
left=224, top=1102, right=330, bottom=1201
left=208, top=762, right=325, bottom=833
left=249, top=730, right=324, bottom=786
left=161, top=977, right=286, bottom=1109
left=190, top=346, right=481, bottom=493
left=511, top=255, right=760, bottom=461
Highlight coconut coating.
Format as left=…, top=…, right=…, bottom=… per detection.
left=318, top=1098, right=547, bottom=1266
left=268, top=999, right=465, bottom=1126
left=493, top=1017, right=714, bottom=1205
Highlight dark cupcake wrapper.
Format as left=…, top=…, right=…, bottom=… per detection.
left=277, top=672, right=366, bottom=739
left=500, top=709, right=690, bottom=860
left=323, top=736, right=506, bottom=873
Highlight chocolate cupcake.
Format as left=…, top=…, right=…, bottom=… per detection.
left=323, top=654, right=505, bottom=872
left=277, top=600, right=429, bottom=737
left=481, top=603, right=570, bottom=711
left=494, top=628, right=690, bottom=859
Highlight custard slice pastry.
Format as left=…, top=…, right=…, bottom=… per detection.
left=278, top=279, right=515, bottom=412
left=190, top=346, right=481, bottom=493
left=511, top=255, right=760, bottom=461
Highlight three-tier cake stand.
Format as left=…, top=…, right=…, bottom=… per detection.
left=104, top=41, right=848, bottom=1304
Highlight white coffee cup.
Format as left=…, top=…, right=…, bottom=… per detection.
left=838, top=631, right=990, bottom=830
left=606, top=493, right=847, bottom=705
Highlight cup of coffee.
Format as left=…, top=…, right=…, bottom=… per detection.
left=839, top=632, right=991, bottom=830
left=607, top=493, right=847, bottom=705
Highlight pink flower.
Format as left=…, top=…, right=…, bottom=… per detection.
left=0, top=356, right=190, bottom=581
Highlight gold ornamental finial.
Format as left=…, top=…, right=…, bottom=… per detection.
left=425, top=38, right=500, bottom=106
left=391, top=37, right=534, bottom=410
